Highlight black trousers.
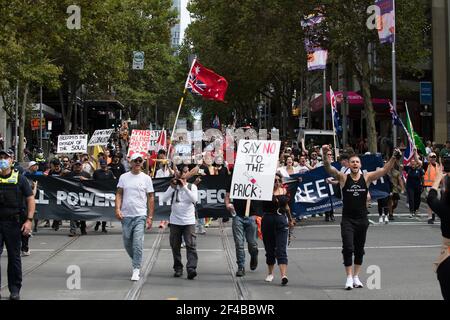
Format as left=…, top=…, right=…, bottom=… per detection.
left=261, top=214, right=289, bottom=265
left=437, top=257, right=450, bottom=301
left=169, top=224, right=198, bottom=272
left=0, top=220, right=22, bottom=294
left=378, top=197, right=389, bottom=216
left=341, top=218, right=369, bottom=267
left=406, top=186, right=422, bottom=213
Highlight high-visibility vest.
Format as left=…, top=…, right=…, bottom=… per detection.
left=424, top=164, right=437, bottom=187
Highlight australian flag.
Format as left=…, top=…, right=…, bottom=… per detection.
left=186, top=60, right=228, bottom=102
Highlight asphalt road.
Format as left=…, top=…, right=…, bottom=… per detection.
left=0, top=197, right=444, bottom=300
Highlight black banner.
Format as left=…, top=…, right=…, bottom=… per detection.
left=30, top=175, right=231, bottom=221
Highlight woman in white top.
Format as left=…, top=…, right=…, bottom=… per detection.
left=277, top=156, right=300, bottom=178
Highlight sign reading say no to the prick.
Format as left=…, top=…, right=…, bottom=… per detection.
left=230, top=140, right=280, bottom=201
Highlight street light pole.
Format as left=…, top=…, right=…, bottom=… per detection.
left=15, top=81, right=19, bottom=160
left=39, top=86, right=43, bottom=149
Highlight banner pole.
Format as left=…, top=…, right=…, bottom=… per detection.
left=392, top=0, right=398, bottom=147
left=330, top=87, right=338, bottom=158
left=169, top=58, right=197, bottom=151
left=245, top=199, right=251, bottom=217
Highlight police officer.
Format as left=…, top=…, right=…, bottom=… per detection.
left=34, top=148, right=47, bottom=172
left=0, top=149, right=36, bottom=300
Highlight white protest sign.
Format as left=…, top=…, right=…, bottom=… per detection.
left=192, top=130, right=203, bottom=142
left=230, top=140, right=281, bottom=201
left=148, top=130, right=166, bottom=151
left=175, top=144, right=192, bottom=155
left=127, top=130, right=152, bottom=158
left=88, top=129, right=114, bottom=146
left=57, top=135, right=88, bottom=154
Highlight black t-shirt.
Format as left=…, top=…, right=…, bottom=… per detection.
left=232, top=199, right=257, bottom=217
left=109, top=162, right=126, bottom=179
left=65, top=171, right=91, bottom=180
left=342, top=174, right=369, bottom=219
left=93, top=169, right=115, bottom=180
left=427, top=188, right=450, bottom=239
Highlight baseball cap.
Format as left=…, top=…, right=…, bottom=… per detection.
left=429, top=152, right=437, bottom=158
left=0, top=150, right=12, bottom=158
left=28, top=161, right=38, bottom=168
left=51, top=159, right=61, bottom=165
left=130, top=153, right=144, bottom=161
left=73, top=160, right=82, bottom=165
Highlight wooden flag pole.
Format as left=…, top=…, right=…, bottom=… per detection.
left=245, top=199, right=251, bottom=217
left=168, top=59, right=197, bottom=154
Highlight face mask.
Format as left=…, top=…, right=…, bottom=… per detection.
left=0, top=159, right=10, bottom=170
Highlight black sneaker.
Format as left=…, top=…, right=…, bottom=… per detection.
left=281, top=277, right=288, bottom=286
left=330, top=213, right=335, bottom=221
left=325, top=214, right=330, bottom=222
left=81, top=228, right=87, bottom=235
left=428, top=219, right=435, bottom=225
left=102, top=228, right=108, bottom=233
left=187, top=270, right=197, bottom=280
left=250, top=254, right=258, bottom=271
left=388, top=215, right=395, bottom=221
left=9, top=293, right=20, bottom=300
left=236, top=268, right=245, bottom=277
left=68, top=231, right=76, bottom=237
left=94, top=222, right=100, bottom=231
left=174, top=270, right=183, bottom=278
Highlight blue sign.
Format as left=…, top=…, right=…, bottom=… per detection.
left=420, top=82, right=432, bottom=105
left=286, top=155, right=391, bottom=216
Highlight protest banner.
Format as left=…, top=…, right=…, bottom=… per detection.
left=29, top=175, right=231, bottom=220
left=230, top=140, right=281, bottom=201
left=88, top=129, right=115, bottom=146
left=57, top=134, right=88, bottom=154
left=127, top=130, right=152, bottom=158
left=289, top=155, right=391, bottom=216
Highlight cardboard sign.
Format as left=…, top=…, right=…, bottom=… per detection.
left=127, top=130, right=152, bottom=158
left=57, top=135, right=88, bottom=154
left=148, top=130, right=166, bottom=151
left=88, top=129, right=114, bottom=146
left=230, top=140, right=281, bottom=201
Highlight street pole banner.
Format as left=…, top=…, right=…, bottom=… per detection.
left=88, top=129, right=115, bottom=146
left=127, top=130, right=152, bottom=158
left=230, top=140, right=281, bottom=201
left=57, top=134, right=88, bottom=154
left=148, top=130, right=166, bottom=151
left=29, top=175, right=232, bottom=220
left=289, top=155, right=391, bottom=216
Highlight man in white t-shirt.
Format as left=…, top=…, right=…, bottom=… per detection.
left=161, top=165, right=198, bottom=280
left=115, top=153, right=155, bottom=281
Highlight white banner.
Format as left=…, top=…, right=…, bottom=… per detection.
left=230, top=140, right=281, bottom=201
left=57, top=135, right=88, bottom=154
left=127, top=130, right=152, bottom=158
left=88, top=129, right=114, bottom=146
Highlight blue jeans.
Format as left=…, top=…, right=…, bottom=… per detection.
left=232, top=215, right=258, bottom=269
left=121, top=216, right=146, bottom=269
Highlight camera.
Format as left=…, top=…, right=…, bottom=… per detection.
left=393, top=149, right=402, bottom=160
left=443, top=156, right=450, bottom=173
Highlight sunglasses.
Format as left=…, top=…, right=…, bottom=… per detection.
left=134, top=159, right=143, bottom=163
left=430, top=156, right=437, bottom=159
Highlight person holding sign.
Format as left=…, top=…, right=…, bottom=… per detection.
left=225, top=194, right=259, bottom=277
left=322, top=145, right=400, bottom=290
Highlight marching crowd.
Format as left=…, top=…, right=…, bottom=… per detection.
left=1, top=133, right=450, bottom=300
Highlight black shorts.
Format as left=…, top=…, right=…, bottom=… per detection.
left=391, top=193, right=400, bottom=201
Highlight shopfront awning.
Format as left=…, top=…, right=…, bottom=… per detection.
left=309, top=91, right=391, bottom=113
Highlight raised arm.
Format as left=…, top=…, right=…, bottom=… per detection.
left=301, top=138, right=309, bottom=155
left=366, top=149, right=400, bottom=185
left=322, top=145, right=345, bottom=184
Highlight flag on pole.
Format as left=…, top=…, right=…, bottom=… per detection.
left=375, top=0, right=395, bottom=44
left=330, top=87, right=342, bottom=135
left=402, top=135, right=415, bottom=180
left=155, top=129, right=167, bottom=152
left=187, top=61, right=228, bottom=102
left=405, top=103, right=427, bottom=156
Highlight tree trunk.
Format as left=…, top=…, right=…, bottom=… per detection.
left=360, top=75, right=377, bottom=153
left=18, top=83, right=29, bottom=162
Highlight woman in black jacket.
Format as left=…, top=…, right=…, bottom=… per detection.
left=426, top=164, right=450, bottom=300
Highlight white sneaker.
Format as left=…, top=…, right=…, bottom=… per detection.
left=353, top=276, right=364, bottom=288
left=21, top=250, right=31, bottom=257
left=131, top=269, right=140, bottom=281
left=265, top=274, right=274, bottom=282
left=345, top=277, right=353, bottom=290
left=383, top=215, right=389, bottom=224
left=379, top=216, right=384, bottom=224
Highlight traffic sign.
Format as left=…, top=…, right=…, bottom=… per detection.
left=420, top=82, right=432, bottom=105
left=132, top=51, right=145, bottom=70
left=31, top=118, right=46, bottom=130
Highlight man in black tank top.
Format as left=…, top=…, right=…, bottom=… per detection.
left=322, top=145, right=400, bottom=290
